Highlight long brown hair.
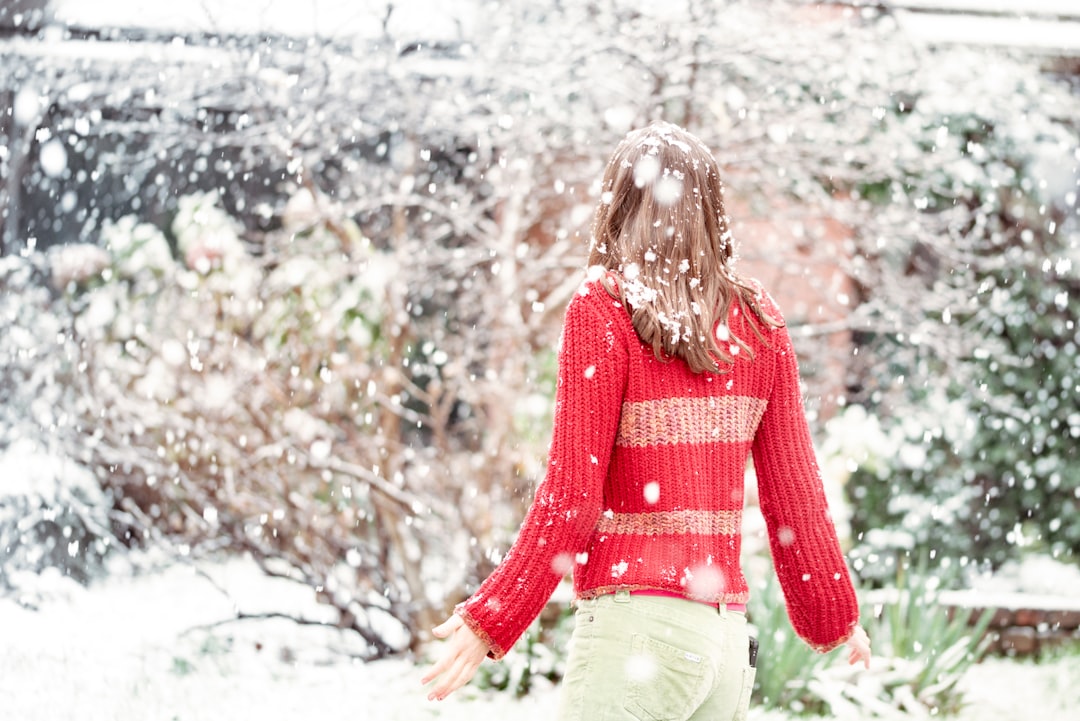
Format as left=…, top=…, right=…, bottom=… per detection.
left=587, top=122, right=781, bottom=373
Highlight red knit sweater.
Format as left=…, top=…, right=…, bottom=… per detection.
left=457, top=277, right=859, bottom=658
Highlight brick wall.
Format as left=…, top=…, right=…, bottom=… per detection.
left=940, top=591, right=1080, bottom=657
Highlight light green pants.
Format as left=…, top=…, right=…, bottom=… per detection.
left=557, top=592, right=756, bottom=721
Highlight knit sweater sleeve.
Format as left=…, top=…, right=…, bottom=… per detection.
left=456, top=286, right=627, bottom=659
left=750, top=317, right=859, bottom=653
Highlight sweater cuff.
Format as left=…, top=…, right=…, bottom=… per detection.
left=810, top=618, right=859, bottom=654
left=454, top=604, right=507, bottom=660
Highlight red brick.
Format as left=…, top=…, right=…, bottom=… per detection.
left=1014, top=608, right=1044, bottom=627
left=1000, top=627, right=1038, bottom=656
left=1045, top=610, right=1080, bottom=630
left=988, top=608, right=1014, bottom=628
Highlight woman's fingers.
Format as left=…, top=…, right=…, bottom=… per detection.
left=420, top=651, right=451, bottom=686
left=420, top=615, right=459, bottom=685
left=426, top=646, right=481, bottom=700
left=845, top=625, right=872, bottom=669
left=430, top=656, right=479, bottom=701
left=426, top=661, right=459, bottom=700
left=431, top=614, right=463, bottom=639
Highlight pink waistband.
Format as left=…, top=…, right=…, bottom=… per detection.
left=628, top=588, right=747, bottom=613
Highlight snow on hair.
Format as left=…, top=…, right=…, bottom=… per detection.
left=587, top=121, right=780, bottom=373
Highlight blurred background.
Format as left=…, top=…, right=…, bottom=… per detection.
left=1, top=1, right=1078, bottom=719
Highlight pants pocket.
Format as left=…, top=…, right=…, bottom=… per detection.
left=733, top=665, right=757, bottom=721
left=623, top=633, right=709, bottom=721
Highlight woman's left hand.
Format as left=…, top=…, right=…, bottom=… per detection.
left=421, top=614, right=489, bottom=701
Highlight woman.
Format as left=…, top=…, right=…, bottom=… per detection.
left=423, top=122, right=871, bottom=719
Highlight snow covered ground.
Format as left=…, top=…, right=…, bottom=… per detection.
left=1, top=553, right=1077, bottom=721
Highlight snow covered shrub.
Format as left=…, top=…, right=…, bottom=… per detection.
left=53, top=194, right=416, bottom=656
left=0, top=440, right=111, bottom=591
left=172, top=191, right=247, bottom=276
left=838, top=46, right=1080, bottom=573
left=0, top=255, right=115, bottom=592
left=474, top=602, right=573, bottom=697
left=829, top=396, right=984, bottom=582
left=850, top=558, right=995, bottom=717
left=44, top=171, right=573, bottom=658
left=748, top=568, right=836, bottom=713
left=749, top=555, right=993, bottom=717
left=100, top=216, right=174, bottom=279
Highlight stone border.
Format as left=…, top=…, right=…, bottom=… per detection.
left=938, top=590, right=1080, bottom=657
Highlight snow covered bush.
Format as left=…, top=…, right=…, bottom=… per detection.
left=827, top=395, right=985, bottom=582
left=474, top=601, right=574, bottom=697
left=0, top=439, right=111, bottom=593
left=172, top=191, right=248, bottom=276
left=100, top=216, right=174, bottom=279
left=839, top=47, right=1080, bottom=573
left=748, top=556, right=993, bottom=718
left=27, top=172, right=578, bottom=658
left=748, top=568, right=837, bottom=714
left=50, top=194, right=412, bottom=656
left=0, top=255, right=115, bottom=594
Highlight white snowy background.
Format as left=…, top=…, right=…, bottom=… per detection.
left=2, top=0, right=1079, bottom=719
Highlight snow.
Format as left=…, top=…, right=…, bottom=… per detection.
left=0, top=554, right=557, bottom=720
left=0, top=438, right=100, bottom=501
left=953, top=554, right=1080, bottom=610
left=896, top=11, right=1080, bottom=53
left=887, top=0, right=1080, bottom=16
left=37, top=138, right=67, bottom=178
left=1, top=554, right=1076, bottom=721
left=12, top=86, right=41, bottom=126
left=48, top=0, right=476, bottom=41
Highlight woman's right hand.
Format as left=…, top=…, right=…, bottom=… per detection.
left=844, top=624, right=872, bottom=669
